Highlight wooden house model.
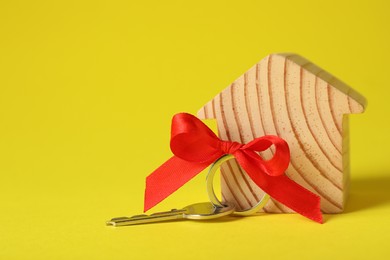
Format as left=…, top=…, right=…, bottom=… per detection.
left=197, top=53, right=366, bottom=213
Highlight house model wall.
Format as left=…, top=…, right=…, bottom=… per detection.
left=198, top=53, right=366, bottom=213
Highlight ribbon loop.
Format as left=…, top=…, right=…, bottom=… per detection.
left=144, top=113, right=323, bottom=223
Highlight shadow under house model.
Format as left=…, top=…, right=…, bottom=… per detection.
left=197, top=53, right=367, bottom=214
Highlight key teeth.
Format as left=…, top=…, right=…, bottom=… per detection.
left=110, top=217, right=129, bottom=221
left=150, top=209, right=185, bottom=216
left=131, top=214, right=148, bottom=219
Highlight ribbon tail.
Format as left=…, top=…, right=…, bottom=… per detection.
left=266, top=175, right=323, bottom=223
left=236, top=152, right=323, bottom=223
left=144, top=156, right=210, bottom=212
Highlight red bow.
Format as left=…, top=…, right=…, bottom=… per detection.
left=144, top=113, right=322, bottom=223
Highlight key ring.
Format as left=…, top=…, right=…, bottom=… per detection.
left=206, top=154, right=270, bottom=216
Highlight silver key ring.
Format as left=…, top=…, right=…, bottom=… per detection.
left=206, top=154, right=270, bottom=216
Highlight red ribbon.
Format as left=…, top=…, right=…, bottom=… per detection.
left=144, top=113, right=323, bottom=223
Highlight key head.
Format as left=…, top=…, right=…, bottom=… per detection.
left=183, top=202, right=235, bottom=220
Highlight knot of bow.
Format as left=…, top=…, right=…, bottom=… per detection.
left=144, top=113, right=322, bottom=223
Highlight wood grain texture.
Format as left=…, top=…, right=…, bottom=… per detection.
left=198, top=53, right=366, bottom=213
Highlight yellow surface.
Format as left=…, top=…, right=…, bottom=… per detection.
left=0, top=0, right=389, bottom=259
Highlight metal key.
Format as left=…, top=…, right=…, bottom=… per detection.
left=106, top=202, right=235, bottom=226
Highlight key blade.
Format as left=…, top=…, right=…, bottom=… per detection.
left=106, top=211, right=186, bottom=226
left=150, top=209, right=185, bottom=216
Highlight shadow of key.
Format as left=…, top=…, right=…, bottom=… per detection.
left=345, top=172, right=390, bottom=213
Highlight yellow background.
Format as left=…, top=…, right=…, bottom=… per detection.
left=1, top=0, right=389, bottom=259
